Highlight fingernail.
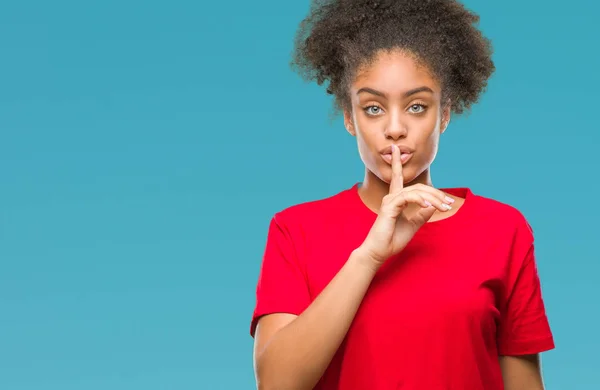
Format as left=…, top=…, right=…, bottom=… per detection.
left=445, top=196, right=455, bottom=203
left=442, top=204, right=452, bottom=210
left=425, top=201, right=432, bottom=207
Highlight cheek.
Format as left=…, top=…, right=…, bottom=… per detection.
left=416, top=125, right=441, bottom=162
left=355, top=128, right=382, bottom=168
left=356, top=131, right=375, bottom=160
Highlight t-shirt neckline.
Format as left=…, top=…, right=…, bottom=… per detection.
left=348, top=182, right=476, bottom=234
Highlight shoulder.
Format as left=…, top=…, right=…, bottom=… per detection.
left=470, top=190, right=534, bottom=240
left=271, top=184, right=356, bottom=228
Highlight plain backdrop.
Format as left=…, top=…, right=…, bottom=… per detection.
left=1, top=0, right=598, bottom=388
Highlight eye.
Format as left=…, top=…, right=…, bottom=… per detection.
left=408, top=104, right=427, bottom=114
left=364, top=105, right=384, bottom=116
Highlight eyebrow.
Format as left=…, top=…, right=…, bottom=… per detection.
left=356, top=86, right=434, bottom=98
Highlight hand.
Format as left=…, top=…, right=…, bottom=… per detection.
left=358, top=144, right=455, bottom=269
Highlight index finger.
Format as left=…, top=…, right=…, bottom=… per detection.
left=389, top=144, right=404, bottom=193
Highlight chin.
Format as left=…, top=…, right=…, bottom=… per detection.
left=375, top=164, right=415, bottom=185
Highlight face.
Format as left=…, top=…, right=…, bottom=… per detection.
left=343, top=49, right=451, bottom=186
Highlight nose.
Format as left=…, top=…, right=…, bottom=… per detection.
left=384, top=111, right=408, bottom=140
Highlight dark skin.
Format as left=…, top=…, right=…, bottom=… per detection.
left=254, top=48, right=546, bottom=390
left=257, top=0, right=537, bottom=387
left=253, top=48, right=546, bottom=390
left=343, top=48, right=546, bottom=390
left=343, top=49, right=463, bottom=222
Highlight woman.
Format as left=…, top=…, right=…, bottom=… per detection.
left=250, top=0, right=555, bottom=389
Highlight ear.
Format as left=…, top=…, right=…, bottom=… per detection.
left=343, top=108, right=356, bottom=136
left=440, top=103, right=451, bottom=134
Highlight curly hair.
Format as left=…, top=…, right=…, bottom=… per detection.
left=291, top=0, right=495, bottom=115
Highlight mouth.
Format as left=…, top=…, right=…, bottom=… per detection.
left=379, top=145, right=415, bottom=165
left=381, top=152, right=413, bottom=165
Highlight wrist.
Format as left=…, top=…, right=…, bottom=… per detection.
left=350, top=246, right=382, bottom=274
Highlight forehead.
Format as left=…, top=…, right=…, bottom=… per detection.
left=351, top=49, right=441, bottom=94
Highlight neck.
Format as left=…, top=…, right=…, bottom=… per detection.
left=358, top=167, right=433, bottom=213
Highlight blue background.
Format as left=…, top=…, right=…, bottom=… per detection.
left=1, top=1, right=597, bottom=388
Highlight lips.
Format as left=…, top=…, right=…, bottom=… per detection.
left=380, top=145, right=415, bottom=164
left=379, top=145, right=414, bottom=155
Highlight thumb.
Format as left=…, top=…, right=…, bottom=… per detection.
left=412, top=205, right=437, bottom=227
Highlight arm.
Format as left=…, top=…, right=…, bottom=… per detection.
left=252, top=147, right=453, bottom=390
left=500, top=354, right=546, bottom=390
left=253, top=248, right=377, bottom=390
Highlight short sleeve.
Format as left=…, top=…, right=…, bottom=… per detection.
left=250, top=214, right=311, bottom=337
left=497, top=222, right=555, bottom=356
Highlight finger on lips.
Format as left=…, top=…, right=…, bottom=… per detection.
left=389, top=144, right=404, bottom=194
left=388, top=145, right=454, bottom=211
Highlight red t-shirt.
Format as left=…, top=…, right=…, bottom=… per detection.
left=250, top=184, right=555, bottom=389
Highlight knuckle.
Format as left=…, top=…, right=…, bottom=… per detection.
left=382, top=195, right=395, bottom=208
left=395, top=193, right=407, bottom=204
